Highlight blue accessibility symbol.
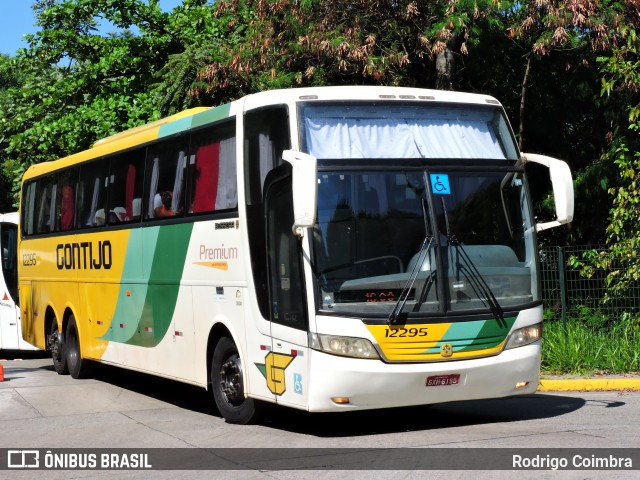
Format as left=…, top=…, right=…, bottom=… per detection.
left=293, top=373, right=303, bottom=394
left=430, top=174, right=451, bottom=195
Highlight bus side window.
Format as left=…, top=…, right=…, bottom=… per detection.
left=107, top=150, right=144, bottom=224
left=21, top=182, right=37, bottom=236
left=57, top=169, right=78, bottom=232
left=78, top=159, right=108, bottom=228
left=145, top=137, right=189, bottom=220
left=35, top=178, right=56, bottom=234
left=244, top=107, right=290, bottom=206
left=60, top=185, right=75, bottom=231
left=187, top=122, right=237, bottom=215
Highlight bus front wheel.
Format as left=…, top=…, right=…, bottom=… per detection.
left=211, top=337, right=261, bottom=424
left=49, top=321, right=69, bottom=375
left=65, top=315, right=95, bottom=379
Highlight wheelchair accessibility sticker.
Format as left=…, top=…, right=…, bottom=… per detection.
left=430, top=174, right=451, bottom=195
left=293, top=373, right=303, bottom=395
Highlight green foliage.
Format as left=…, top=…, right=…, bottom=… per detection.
left=569, top=29, right=640, bottom=301
left=0, top=0, right=638, bottom=253
left=177, top=0, right=522, bottom=102
left=0, top=0, right=170, bottom=206
left=542, top=317, right=640, bottom=375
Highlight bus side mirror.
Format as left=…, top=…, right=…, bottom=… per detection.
left=521, top=153, right=574, bottom=232
left=282, top=150, right=318, bottom=237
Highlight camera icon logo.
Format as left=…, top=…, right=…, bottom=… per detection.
left=7, top=450, right=40, bottom=468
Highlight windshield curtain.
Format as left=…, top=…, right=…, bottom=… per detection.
left=302, top=103, right=519, bottom=160
left=312, top=170, right=538, bottom=318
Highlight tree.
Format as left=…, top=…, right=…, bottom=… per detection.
left=1, top=0, right=639, bottom=257
left=582, top=27, right=640, bottom=301
left=0, top=54, right=27, bottom=212
left=159, top=0, right=523, bottom=106
left=493, top=0, right=638, bottom=246
left=0, top=0, right=173, bottom=206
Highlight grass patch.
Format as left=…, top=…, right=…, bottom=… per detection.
left=541, top=317, right=640, bottom=375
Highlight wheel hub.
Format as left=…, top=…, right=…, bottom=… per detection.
left=49, top=330, right=62, bottom=361
left=219, top=354, right=244, bottom=406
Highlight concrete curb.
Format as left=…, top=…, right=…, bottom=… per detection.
left=539, top=377, right=640, bottom=392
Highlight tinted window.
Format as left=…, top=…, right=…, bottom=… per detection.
left=187, top=122, right=237, bottom=215
left=77, top=159, right=109, bottom=228
left=145, top=137, right=189, bottom=220
left=107, top=149, right=145, bottom=224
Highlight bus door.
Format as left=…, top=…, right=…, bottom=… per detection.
left=0, top=221, right=22, bottom=350
left=264, top=169, right=309, bottom=408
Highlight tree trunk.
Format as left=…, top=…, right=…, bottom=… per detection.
left=435, top=48, right=456, bottom=90
left=435, top=32, right=462, bottom=90
left=518, top=55, right=532, bottom=151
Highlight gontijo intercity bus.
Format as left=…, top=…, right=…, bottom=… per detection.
left=18, top=86, right=573, bottom=424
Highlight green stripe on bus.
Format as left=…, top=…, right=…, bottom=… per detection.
left=423, top=317, right=516, bottom=354
left=158, top=103, right=231, bottom=138
left=191, top=103, right=231, bottom=129
left=101, top=228, right=151, bottom=344
left=157, top=116, right=193, bottom=137
left=458, top=316, right=516, bottom=351
left=102, top=223, right=194, bottom=347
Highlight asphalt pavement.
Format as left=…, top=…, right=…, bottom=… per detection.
left=2, top=354, right=640, bottom=478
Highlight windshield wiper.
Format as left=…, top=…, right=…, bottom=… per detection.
left=447, top=234, right=505, bottom=323
left=387, top=234, right=434, bottom=325
left=441, top=199, right=504, bottom=323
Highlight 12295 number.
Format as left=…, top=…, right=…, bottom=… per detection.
left=384, top=327, right=428, bottom=338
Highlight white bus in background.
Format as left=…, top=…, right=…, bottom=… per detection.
left=0, top=212, right=37, bottom=352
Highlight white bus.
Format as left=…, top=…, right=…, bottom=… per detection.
left=19, top=86, right=573, bottom=423
left=1, top=212, right=38, bottom=352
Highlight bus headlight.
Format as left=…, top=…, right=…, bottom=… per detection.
left=505, top=323, right=542, bottom=350
left=309, top=333, right=380, bottom=359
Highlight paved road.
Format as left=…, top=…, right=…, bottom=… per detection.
left=1, top=355, right=639, bottom=479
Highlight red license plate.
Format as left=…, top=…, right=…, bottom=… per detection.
left=426, top=374, right=460, bottom=387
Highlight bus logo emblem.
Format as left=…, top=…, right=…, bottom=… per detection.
left=440, top=343, right=453, bottom=357
left=255, top=352, right=295, bottom=395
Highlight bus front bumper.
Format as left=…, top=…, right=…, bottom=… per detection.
left=307, top=342, right=541, bottom=412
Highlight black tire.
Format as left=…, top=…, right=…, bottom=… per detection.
left=50, top=320, right=69, bottom=375
left=65, top=314, right=95, bottom=379
left=211, top=337, right=261, bottom=424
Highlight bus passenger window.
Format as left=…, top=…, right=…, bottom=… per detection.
left=107, top=150, right=144, bottom=224
left=145, top=137, right=188, bottom=220
left=21, top=182, right=37, bottom=236
left=77, top=160, right=108, bottom=228
left=35, top=179, right=56, bottom=234
left=60, top=185, right=75, bottom=231
left=187, top=122, right=237, bottom=215
left=49, top=168, right=79, bottom=232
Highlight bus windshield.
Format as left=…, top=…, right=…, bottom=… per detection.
left=312, top=169, right=537, bottom=317
left=302, top=101, right=537, bottom=318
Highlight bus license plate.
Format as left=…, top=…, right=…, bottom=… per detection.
left=426, top=374, right=460, bottom=387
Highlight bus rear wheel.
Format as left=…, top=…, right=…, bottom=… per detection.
left=211, top=337, right=261, bottom=424
left=49, top=321, right=69, bottom=375
left=65, top=314, right=95, bottom=379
